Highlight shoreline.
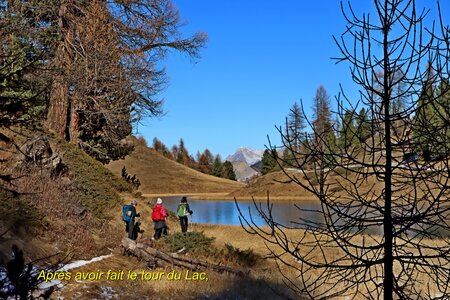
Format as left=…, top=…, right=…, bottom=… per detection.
left=141, top=192, right=317, bottom=202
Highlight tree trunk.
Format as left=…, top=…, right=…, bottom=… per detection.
left=382, top=4, right=393, bottom=298
left=45, top=0, right=76, bottom=142
left=46, top=76, right=70, bottom=140
left=121, top=238, right=245, bottom=277
left=68, top=99, right=79, bottom=142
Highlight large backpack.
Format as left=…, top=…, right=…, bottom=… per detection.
left=177, top=203, right=187, bottom=217
left=152, top=205, right=163, bottom=222
left=122, top=204, right=132, bottom=223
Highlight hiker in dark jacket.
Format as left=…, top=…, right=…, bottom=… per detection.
left=125, top=201, right=140, bottom=240
left=131, top=217, right=144, bottom=240
left=177, top=196, right=193, bottom=234
left=152, top=198, right=168, bottom=240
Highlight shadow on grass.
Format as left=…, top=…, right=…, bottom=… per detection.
left=194, top=274, right=302, bottom=300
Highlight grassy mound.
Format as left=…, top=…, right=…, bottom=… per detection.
left=0, top=127, right=133, bottom=259
left=161, top=231, right=216, bottom=255
left=60, top=141, right=131, bottom=219
left=159, top=231, right=260, bottom=267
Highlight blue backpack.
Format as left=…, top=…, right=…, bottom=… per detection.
left=122, top=204, right=132, bottom=223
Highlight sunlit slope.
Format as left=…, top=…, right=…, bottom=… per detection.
left=107, top=137, right=243, bottom=194
left=230, top=170, right=312, bottom=200
left=231, top=167, right=386, bottom=200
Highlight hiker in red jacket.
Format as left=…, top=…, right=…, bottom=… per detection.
left=152, top=198, right=168, bottom=240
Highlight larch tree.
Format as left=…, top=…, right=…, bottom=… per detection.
left=285, top=101, right=306, bottom=150
left=312, top=85, right=335, bottom=151
left=239, top=0, right=450, bottom=299
left=43, top=0, right=207, bottom=162
left=198, top=149, right=213, bottom=175
left=1, top=0, right=206, bottom=163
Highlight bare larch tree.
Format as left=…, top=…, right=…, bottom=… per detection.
left=238, top=1, right=450, bottom=299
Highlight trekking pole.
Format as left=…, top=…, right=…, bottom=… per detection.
left=189, top=213, right=193, bottom=233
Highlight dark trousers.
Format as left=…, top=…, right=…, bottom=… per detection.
left=126, top=221, right=135, bottom=240
left=154, top=228, right=163, bottom=239
left=179, top=216, right=189, bottom=233
left=154, top=221, right=167, bottom=239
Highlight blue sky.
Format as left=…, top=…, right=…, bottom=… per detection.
left=138, top=1, right=449, bottom=159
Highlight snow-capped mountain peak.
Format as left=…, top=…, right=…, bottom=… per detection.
left=226, top=147, right=264, bottom=166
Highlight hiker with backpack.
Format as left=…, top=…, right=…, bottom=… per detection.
left=177, top=196, right=193, bottom=234
left=152, top=198, right=168, bottom=240
left=122, top=201, right=140, bottom=240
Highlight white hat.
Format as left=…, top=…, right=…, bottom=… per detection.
left=156, top=198, right=163, bottom=204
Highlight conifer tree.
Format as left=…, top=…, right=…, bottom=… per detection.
left=312, top=85, right=335, bottom=150
left=355, top=107, right=371, bottom=144
left=260, top=149, right=277, bottom=175
left=1, top=0, right=207, bottom=163
left=338, top=109, right=357, bottom=149
left=198, top=149, right=213, bottom=174
left=0, top=0, right=54, bottom=127
left=221, top=161, right=236, bottom=181
left=212, top=155, right=224, bottom=177
left=413, top=63, right=437, bottom=156
left=286, top=101, right=306, bottom=150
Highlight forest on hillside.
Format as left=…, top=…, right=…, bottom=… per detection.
left=0, top=0, right=206, bottom=165
left=151, top=137, right=236, bottom=180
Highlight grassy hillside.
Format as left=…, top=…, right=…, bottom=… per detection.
left=0, top=127, right=132, bottom=262
left=107, top=137, right=243, bottom=195
left=231, top=167, right=386, bottom=201
left=231, top=169, right=313, bottom=200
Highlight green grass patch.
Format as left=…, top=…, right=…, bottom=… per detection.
left=222, top=243, right=260, bottom=267
left=160, top=231, right=216, bottom=255
left=59, top=141, right=131, bottom=219
left=159, top=231, right=260, bottom=267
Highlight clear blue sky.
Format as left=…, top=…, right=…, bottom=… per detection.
left=138, top=0, right=449, bottom=159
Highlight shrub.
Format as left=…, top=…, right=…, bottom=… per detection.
left=161, top=232, right=215, bottom=255
left=60, top=142, right=131, bottom=219
left=222, top=243, right=260, bottom=267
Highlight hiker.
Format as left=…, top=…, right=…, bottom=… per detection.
left=152, top=198, right=168, bottom=240
left=130, top=217, right=144, bottom=240
left=177, top=196, right=193, bottom=234
left=122, top=201, right=140, bottom=240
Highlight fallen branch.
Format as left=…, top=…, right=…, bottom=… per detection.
left=121, top=238, right=245, bottom=277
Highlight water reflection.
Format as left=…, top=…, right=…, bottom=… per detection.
left=158, top=197, right=450, bottom=237
left=160, top=197, right=321, bottom=227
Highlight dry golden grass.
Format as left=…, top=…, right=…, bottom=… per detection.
left=54, top=252, right=296, bottom=300
left=54, top=219, right=299, bottom=299
left=5, top=129, right=449, bottom=298
left=0, top=127, right=126, bottom=261
left=198, top=224, right=449, bottom=298
left=231, top=170, right=314, bottom=200
left=107, top=136, right=243, bottom=195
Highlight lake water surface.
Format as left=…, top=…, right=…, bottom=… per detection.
left=160, top=197, right=450, bottom=237
left=161, top=197, right=322, bottom=227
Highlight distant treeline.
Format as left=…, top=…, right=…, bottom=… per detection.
left=151, top=137, right=236, bottom=181
left=262, top=77, right=450, bottom=174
